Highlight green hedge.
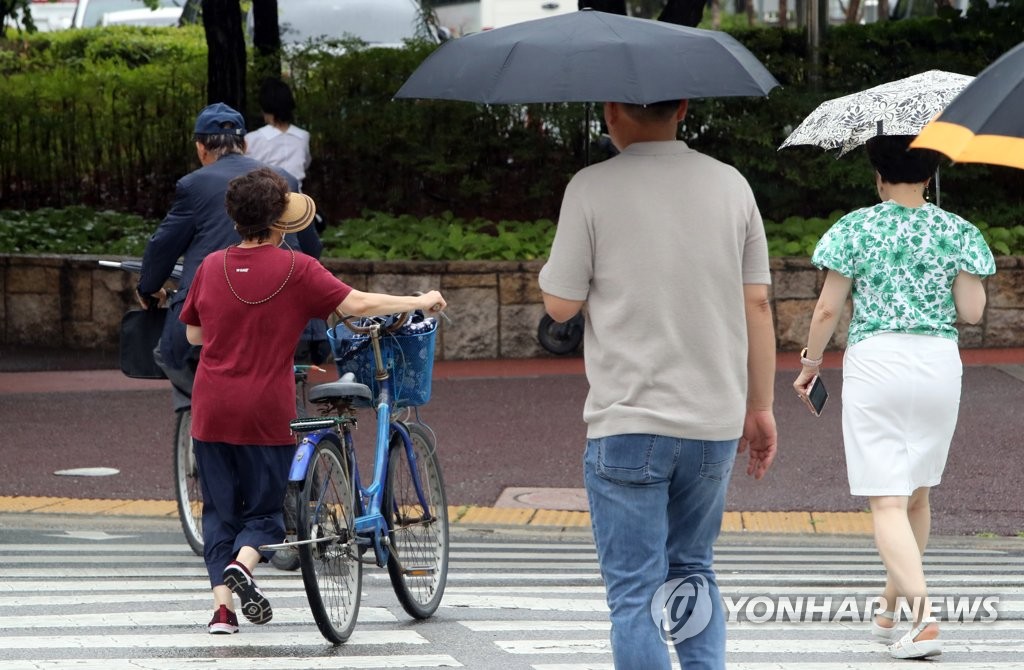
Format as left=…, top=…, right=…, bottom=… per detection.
left=2, top=6, right=1023, bottom=231
left=6, top=206, right=1024, bottom=258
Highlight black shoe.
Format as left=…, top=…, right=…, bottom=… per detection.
left=222, top=560, right=272, bottom=624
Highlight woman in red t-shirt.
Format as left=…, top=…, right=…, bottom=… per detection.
left=180, top=168, right=445, bottom=634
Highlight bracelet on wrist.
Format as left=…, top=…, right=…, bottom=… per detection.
left=800, top=347, right=823, bottom=368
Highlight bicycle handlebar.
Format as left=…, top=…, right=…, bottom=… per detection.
left=340, top=311, right=411, bottom=336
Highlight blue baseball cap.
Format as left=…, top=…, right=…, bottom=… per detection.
left=193, top=103, right=246, bottom=136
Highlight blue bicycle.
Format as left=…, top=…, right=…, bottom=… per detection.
left=263, top=309, right=449, bottom=643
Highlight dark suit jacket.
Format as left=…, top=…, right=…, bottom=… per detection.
left=138, top=153, right=321, bottom=370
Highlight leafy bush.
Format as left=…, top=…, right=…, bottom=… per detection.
left=0, top=207, right=154, bottom=254
left=4, top=207, right=1024, bottom=259
left=764, top=211, right=845, bottom=257
left=2, top=6, right=1024, bottom=230
left=320, top=211, right=555, bottom=260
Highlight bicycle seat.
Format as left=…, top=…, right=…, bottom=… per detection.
left=309, top=373, right=372, bottom=403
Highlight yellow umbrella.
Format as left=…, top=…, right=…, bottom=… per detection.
left=911, top=41, right=1024, bottom=170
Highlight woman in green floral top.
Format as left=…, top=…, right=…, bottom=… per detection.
left=792, top=135, right=995, bottom=661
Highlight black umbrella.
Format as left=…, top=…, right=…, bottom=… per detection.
left=394, top=9, right=779, bottom=104
left=912, top=41, right=1024, bottom=171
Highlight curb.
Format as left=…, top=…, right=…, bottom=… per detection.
left=0, top=496, right=874, bottom=535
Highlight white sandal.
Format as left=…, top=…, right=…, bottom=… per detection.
left=888, top=618, right=941, bottom=659
left=871, top=610, right=899, bottom=643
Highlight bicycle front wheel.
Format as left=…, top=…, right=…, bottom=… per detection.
left=172, top=409, right=203, bottom=556
left=384, top=422, right=449, bottom=619
left=296, top=434, right=362, bottom=644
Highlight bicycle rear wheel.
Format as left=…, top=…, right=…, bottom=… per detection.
left=383, top=422, right=449, bottom=619
left=296, top=434, right=362, bottom=644
left=172, top=409, right=203, bottom=556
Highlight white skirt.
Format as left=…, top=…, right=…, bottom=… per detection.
left=842, top=333, right=962, bottom=497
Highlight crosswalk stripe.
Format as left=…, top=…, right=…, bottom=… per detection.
left=0, top=657, right=463, bottom=669
left=533, top=665, right=1024, bottom=670
left=0, top=544, right=199, bottom=553
left=462, top=618, right=1024, bottom=632
left=0, top=542, right=1011, bottom=556
left=0, top=606, right=397, bottom=627
left=0, top=630, right=427, bottom=650
left=3, top=536, right=1019, bottom=669
left=496, top=638, right=1024, bottom=655
left=442, top=594, right=609, bottom=611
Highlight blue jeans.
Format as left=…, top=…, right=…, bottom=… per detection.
left=584, top=434, right=737, bottom=670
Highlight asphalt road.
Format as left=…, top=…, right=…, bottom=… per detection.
left=1, top=348, right=1022, bottom=536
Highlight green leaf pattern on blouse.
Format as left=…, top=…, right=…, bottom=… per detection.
left=812, top=202, right=995, bottom=346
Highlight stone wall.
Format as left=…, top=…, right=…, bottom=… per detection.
left=2, top=253, right=1023, bottom=358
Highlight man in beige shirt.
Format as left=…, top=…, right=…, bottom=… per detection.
left=539, top=99, right=778, bottom=670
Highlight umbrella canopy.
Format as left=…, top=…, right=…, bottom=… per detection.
left=393, top=9, right=779, bottom=104
left=911, top=42, right=1024, bottom=170
left=779, top=70, right=974, bottom=156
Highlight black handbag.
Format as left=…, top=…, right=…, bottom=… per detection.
left=119, top=307, right=168, bottom=379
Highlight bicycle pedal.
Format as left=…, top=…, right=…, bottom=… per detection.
left=289, top=417, right=337, bottom=431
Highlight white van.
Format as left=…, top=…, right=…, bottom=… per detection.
left=72, top=0, right=183, bottom=28
left=433, top=0, right=574, bottom=35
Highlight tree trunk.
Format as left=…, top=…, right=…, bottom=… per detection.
left=711, top=0, right=721, bottom=27
left=877, top=0, right=890, bottom=20
left=251, top=0, right=281, bottom=90
left=845, top=0, right=862, bottom=23
left=202, top=0, right=247, bottom=111
left=577, top=0, right=627, bottom=13
left=778, top=0, right=788, bottom=26
left=659, top=0, right=707, bottom=26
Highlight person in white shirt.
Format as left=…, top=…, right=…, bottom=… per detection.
left=245, top=78, right=312, bottom=190
left=246, top=78, right=328, bottom=393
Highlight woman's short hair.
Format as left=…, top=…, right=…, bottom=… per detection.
left=865, top=135, right=942, bottom=184
left=259, top=78, right=296, bottom=124
left=226, top=168, right=288, bottom=242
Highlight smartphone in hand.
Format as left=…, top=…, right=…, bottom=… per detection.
left=801, top=375, right=829, bottom=417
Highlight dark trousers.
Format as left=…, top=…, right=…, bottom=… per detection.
left=193, top=440, right=295, bottom=587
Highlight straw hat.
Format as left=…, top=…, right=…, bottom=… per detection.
left=272, top=192, right=316, bottom=234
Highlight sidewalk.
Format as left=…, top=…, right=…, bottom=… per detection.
left=3, top=348, right=1024, bottom=537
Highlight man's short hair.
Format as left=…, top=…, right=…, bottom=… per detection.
left=259, top=78, right=296, bottom=124
left=621, top=100, right=683, bottom=124
left=865, top=135, right=942, bottom=184
left=196, top=133, right=246, bottom=155
left=226, top=168, right=289, bottom=242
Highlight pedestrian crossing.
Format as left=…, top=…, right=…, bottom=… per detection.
left=0, top=532, right=1022, bottom=669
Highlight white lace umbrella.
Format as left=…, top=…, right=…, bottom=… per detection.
left=779, top=70, right=974, bottom=156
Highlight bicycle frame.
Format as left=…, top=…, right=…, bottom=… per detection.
left=284, top=321, right=436, bottom=569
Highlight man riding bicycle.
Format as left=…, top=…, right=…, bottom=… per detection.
left=136, top=102, right=321, bottom=408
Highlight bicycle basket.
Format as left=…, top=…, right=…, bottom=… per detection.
left=327, top=313, right=438, bottom=408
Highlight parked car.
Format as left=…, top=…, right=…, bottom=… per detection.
left=100, top=6, right=182, bottom=26
left=5, top=0, right=77, bottom=32
left=71, top=0, right=183, bottom=28
left=248, top=0, right=440, bottom=49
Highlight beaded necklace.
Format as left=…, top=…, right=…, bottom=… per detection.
left=222, top=245, right=295, bottom=305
